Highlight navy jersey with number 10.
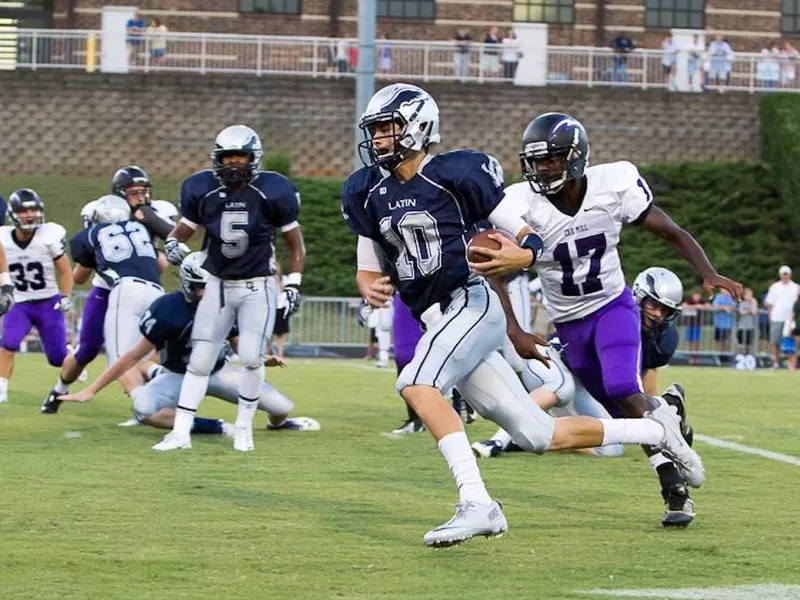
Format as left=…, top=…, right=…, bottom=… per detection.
left=70, top=220, right=161, bottom=285
left=341, top=150, right=506, bottom=319
left=180, top=170, right=300, bottom=280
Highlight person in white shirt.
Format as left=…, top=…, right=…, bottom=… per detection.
left=764, top=265, right=800, bottom=369
left=686, top=34, right=705, bottom=92
left=661, top=33, right=679, bottom=91
left=707, top=35, right=734, bottom=89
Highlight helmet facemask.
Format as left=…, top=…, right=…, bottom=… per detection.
left=640, top=296, right=681, bottom=332
left=212, top=150, right=259, bottom=187
left=358, top=96, right=435, bottom=171
left=11, top=207, right=44, bottom=231
left=520, top=140, right=587, bottom=196
left=119, top=184, right=152, bottom=208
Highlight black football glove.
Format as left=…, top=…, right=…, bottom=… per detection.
left=0, top=284, right=15, bottom=316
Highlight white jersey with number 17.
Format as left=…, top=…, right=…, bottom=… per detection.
left=504, top=161, right=653, bottom=323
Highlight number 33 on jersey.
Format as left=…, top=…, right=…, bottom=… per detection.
left=504, top=160, right=653, bottom=323
left=0, top=222, right=67, bottom=302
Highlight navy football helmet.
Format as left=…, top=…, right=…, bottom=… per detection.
left=358, top=83, right=441, bottom=171
left=520, top=112, right=589, bottom=195
left=7, top=188, right=45, bottom=231
left=210, top=125, right=263, bottom=186
left=111, top=166, right=152, bottom=206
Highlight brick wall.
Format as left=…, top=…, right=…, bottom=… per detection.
left=52, top=0, right=799, bottom=52
left=0, top=70, right=759, bottom=181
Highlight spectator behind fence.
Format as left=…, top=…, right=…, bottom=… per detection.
left=661, top=33, right=679, bottom=90
left=781, top=40, right=799, bottom=87
left=757, top=43, right=781, bottom=89
left=324, top=35, right=337, bottom=76
left=378, top=33, right=392, bottom=74
left=764, top=265, right=800, bottom=369
left=736, top=288, right=759, bottom=355
left=453, top=26, right=473, bottom=81
left=482, top=26, right=501, bottom=77
left=336, top=37, right=349, bottom=74
left=682, top=290, right=706, bottom=364
left=126, top=10, right=147, bottom=66
left=348, top=42, right=359, bottom=72
left=712, top=290, right=736, bottom=354
left=707, top=35, right=734, bottom=90
left=687, top=33, right=705, bottom=91
left=611, top=33, right=635, bottom=83
left=147, top=19, right=168, bottom=67
left=501, top=29, right=520, bottom=80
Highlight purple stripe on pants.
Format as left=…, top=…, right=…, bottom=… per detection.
left=1, top=295, right=68, bottom=366
left=554, top=288, right=643, bottom=418
left=392, top=294, right=423, bottom=373
left=74, top=286, right=110, bottom=365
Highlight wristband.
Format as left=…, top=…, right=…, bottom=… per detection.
left=520, top=234, right=544, bottom=267
left=286, top=272, right=302, bottom=287
left=0, top=272, right=10, bottom=287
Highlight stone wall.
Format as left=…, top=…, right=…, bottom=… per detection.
left=0, top=70, right=760, bottom=180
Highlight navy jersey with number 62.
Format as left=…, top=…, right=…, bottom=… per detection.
left=180, top=170, right=300, bottom=279
left=342, top=150, right=506, bottom=319
left=70, top=220, right=161, bottom=285
left=140, top=292, right=231, bottom=375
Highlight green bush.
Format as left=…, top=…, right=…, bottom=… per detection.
left=760, top=94, right=800, bottom=234
left=263, top=149, right=292, bottom=177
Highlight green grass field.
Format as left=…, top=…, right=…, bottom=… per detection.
left=1, top=357, right=799, bottom=599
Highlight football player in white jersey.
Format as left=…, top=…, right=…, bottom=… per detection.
left=0, top=189, right=73, bottom=403
left=471, top=112, right=742, bottom=501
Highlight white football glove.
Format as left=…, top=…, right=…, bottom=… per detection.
left=164, top=237, right=189, bottom=266
left=280, top=285, right=301, bottom=318
left=0, top=284, right=14, bottom=317
left=56, top=295, right=73, bottom=313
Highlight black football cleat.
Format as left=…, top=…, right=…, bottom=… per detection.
left=661, top=483, right=695, bottom=528
left=662, top=382, right=694, bottom=446
left=40, top=389, right=63, bottom=414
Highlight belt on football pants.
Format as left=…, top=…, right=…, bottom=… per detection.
left=129, top=277, right=164, bottom=292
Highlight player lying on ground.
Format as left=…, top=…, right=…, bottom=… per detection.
left=156, top=125, right=306, bottom=453
left=0, top=189, right=73, bottom=403
left=469, top=112, right=741, bottom=525
left=473, top=267, right=696, bottom=527
left=59, top=253, right=319, bottom=435
left=42, top=166, right=176, bottom=413
left=343, top=83, right=702, bottom=548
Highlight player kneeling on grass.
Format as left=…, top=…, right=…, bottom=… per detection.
left=59, top=253, right=319, bottom=438
left=473, top=267, right=696, bottom=527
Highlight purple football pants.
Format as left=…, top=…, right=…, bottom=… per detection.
left=1, top=295, right=68, bottom=366
left=74, top=286, right=110, bottom=365
left=392, top=294, right=423, bottom=373
left=554, top=288, right=643, bottom=418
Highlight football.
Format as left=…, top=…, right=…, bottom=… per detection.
left=467, top=228, right=517, bottom=263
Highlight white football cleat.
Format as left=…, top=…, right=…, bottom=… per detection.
left=117, top=417, right=141, bottom=427
left=221, top=422, right=236, bottom=437
left=648, top=400, right=705, bottom=488
left=266, top=416, right=321, bottom=431
left=152, top=432, right=192, bottom=451
left=233, top=425, right=254, bottom=452
left=423, top=500, right=508, bottom=548
left=0, top=392, right=7, bottom=404
left=77, top=368, right=89, bottom=383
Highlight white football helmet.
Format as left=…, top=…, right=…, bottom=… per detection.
left=179, top=252, right=210, bottom=303
left=633, top=267, right=684, bottom=327
left=151, top=200, right=179, bottom=225
left=210, top=124, right=263, bottom=186
left=81, top=199, right=100, bottom=229
left=92, top=195, right=131, bottom=224
left=358, top=83, right=440, bottom=170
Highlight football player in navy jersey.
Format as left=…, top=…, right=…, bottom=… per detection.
left=59, top=253, right=319, bottom=436
left=342, top=83, right=705, bottom=547
left=474, top=267, right=697, bottom=527
left=40, top=196, right=166, bottom=415
left=156, top=125, right=306, bottom=452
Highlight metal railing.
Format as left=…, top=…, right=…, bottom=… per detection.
left=5, top=28, right=800, bottom=93
left=2, top=292, right=783, bottom=364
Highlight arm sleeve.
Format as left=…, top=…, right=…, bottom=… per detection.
left=269, top=178, right=301, bottom=230
left=69, top=230, right=97, bottom=269
left=616, top=162, right=654, bottom=224
left=357, top=236, right=385, bottom=272
left=46, top=225, right=68, bottom=260
left=450, top=152, right=507, bottom=225
left=179, top=177, right=201, bottom=226
left=487, top=195, right=530, bottom=239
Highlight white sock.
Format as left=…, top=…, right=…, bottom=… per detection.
left=438, top=431, right=493, bottom=505
left=173, top=372, right=209, bottom=437
left=0, top=377, right=8, bottom=391
left=600, top=418, right=665, bottom=446
left=648, top=452, right=673, bottom=470
left=378, top=349, right=389, bottom=363
left=490, top=428, right=513, bottom=450
left=54, top=377, right=70, bottom=394
left=235, top=397, right=259, bottom=429
left=146, top=364, right=164, bottom=381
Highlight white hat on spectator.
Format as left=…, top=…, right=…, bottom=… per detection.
left=779, top=265, right=792, bottom=276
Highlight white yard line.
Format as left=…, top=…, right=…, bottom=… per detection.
left=580, top=583, right=800, bottom=599
left=696, top=434, right=800, bottom=467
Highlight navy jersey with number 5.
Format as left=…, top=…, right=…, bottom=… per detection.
left=140, top=292, right=231, bottom=375
left=342, top=150, right=506, bottom=319
left=70, top=220, right=161, bottom=285
left=180, top=170, right=300, bottom=279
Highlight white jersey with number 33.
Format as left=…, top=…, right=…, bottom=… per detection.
left=0, top=222, right=66, bottom=303
left=505, top=161, right=653, bottom=323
